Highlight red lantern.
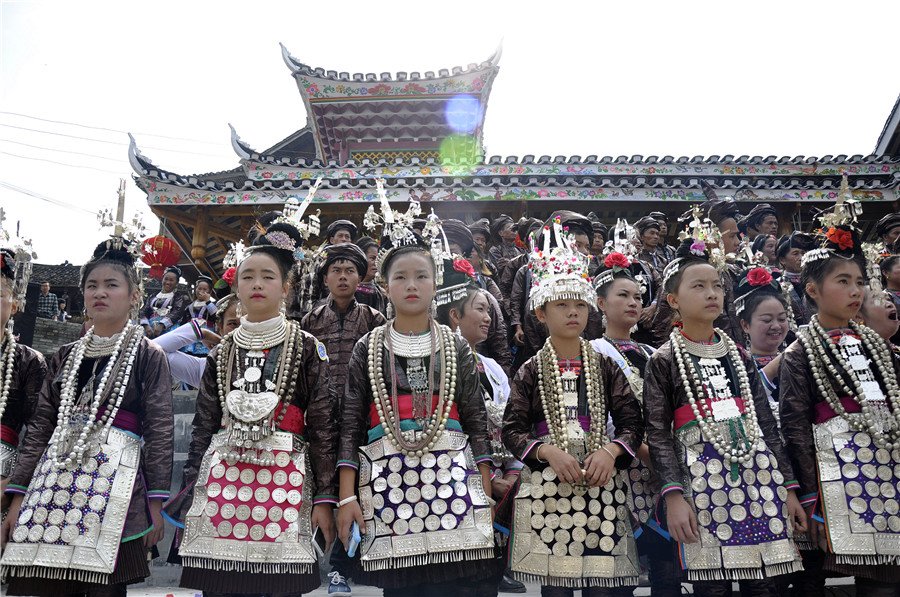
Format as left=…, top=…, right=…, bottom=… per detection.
left=141, top=235, right=181, bottom=279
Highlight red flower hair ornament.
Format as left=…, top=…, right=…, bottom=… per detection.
left=826, top=227, right=853, bottom=251
left=222, top=267, right=237, bottom=286
left=452, top=258, right=475, bottom=277
left=745, top=267, right=773, bottom=287
left=603, top=252, right=631, bottom=269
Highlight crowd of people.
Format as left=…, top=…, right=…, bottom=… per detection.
left=1, top=179, right=900, bottom=597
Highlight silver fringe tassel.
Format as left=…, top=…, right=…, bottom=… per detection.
left=686, top=560, right=802, bottom=582
left=5, top=565, right=110, bottom=585
left=835, top=554, right=900, bottom=566
left=361, top=547, right=494, bottom=572
left=182, top=557, right=313, bottom=575
left=510, top=571, right=639, bottom=588
left=794, top=540, right=815, bottom=551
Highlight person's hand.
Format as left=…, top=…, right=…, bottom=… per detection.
left=143, top=499, right=166, bottom=548
left=491, top=476, right=514, bottom=500
left=513, top=325, right=525, bottom=347
left=336, top=499, right=365, bottom=552
left=541, top=444, right=583, bottom=485
left=1, top=494, right=24, bottom=549
left=804, top=504, right=827, bottom=551
left=665, top=492, right=699, bottom=544
left=583, top=445, right=618, bottom=487
left=311, top=503, right=336, bottom=554
left=786, top=490, right=808, bottom=534
left=200, top=328, right=222, bottom=349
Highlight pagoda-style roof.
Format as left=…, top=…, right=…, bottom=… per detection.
left=280, top=44, right=501, bottom=164
left=876, top=93, right=900, bottom=158
left=129, top=47, right=900, bottom=279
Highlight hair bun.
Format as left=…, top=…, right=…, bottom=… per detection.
left=254, top=221, right=304, bottom=253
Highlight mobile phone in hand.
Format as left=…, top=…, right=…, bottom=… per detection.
left=347, top=521, right=361, bottom=557
left=312, top=526, right=327, bottom=557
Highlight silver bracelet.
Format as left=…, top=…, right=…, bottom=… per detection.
left=601, top=445, right=617, bottom=461
left=534, top=444, right=547, bottom=464
left=338, top=495, right=358, bottom=507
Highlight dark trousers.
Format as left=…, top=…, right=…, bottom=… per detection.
left=637, top=529, right=681, bottom=597
left=692, top=579, right=777, bottom=597
left=329, top=537, right=351, bottom=577
left=539, top=587, right=634, bottom=597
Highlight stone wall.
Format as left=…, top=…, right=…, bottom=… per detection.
left=29, top=317, right=82, bottom=357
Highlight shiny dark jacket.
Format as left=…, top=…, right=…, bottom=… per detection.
left=140, top=291, right=189, bottom=330
left=1, top=343, right=47, bottom=450
left=501, top=352, right=643, bottom=467
left=642, top=340, right=795, bottom=492
left=488, top=242, right=523, bottom=274
left=167, top=329, right=338, bottom=523
left=338, top=330, right=491, bottom=464
left=355, top=282, right=388, bottom=315
left=301, top=297, right=386, bottom=394
left=474, top=289, right=513, bottom=377
left=8, top=338, right=174, bottom=539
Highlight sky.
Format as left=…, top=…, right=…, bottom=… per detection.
left=1, top=0, right=899, bottom=265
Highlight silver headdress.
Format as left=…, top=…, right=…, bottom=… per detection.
left=528, top=217, right=594, bottom=311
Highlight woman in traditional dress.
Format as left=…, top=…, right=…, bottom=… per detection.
left=435, top=257, right=526, bottom=595
left=501, top=219, right=644, bottom=596
left=139, top=265, right=189, bottom=338
left=180, top=275, right=218, bottom=356
left=734, top=267, right=792, bottom=408
left=0, top=246, right=47, bottom=501
left=589, top=252, right=679, bottom=597
left=164, top=220, right=338, bottom=596
left=643, top=227, right=806, bottom=596
left=780, top=224, right=900, bottom=595
left=335, top=204, right=495, bottom=597
left=1, top=234, right=175, bottom=596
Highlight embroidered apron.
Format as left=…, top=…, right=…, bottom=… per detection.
left=813, top=406, right=900, bottom=566
left=356, top=430, right=494, bottom=571
left=178, top=430, right=316, bottom=573
left=2, top=426, right=141, bottom=583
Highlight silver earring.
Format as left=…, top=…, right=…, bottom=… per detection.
left=236, top=299, right=244, bottom=319
left=601, top=313, right=608, bottom=329
left=386, top=302, right=394, bottom=319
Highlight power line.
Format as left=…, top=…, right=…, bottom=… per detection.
left=0, top=151, right=124, bottom=175
left=0, top=123, right=231, bottom=158
left=0, top=180, right=100, bottom=214
left=0, top=138, right=120, bottom=162
left=0, top=111, right=228, bottom=146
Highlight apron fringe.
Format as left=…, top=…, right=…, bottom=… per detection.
left=509, top=571, right=639, bottom=588
left=4, top=565, right=110, bottom=585
left=181, top=556, right=313, bottom=575
left=361, top=547, right=494, bottom=572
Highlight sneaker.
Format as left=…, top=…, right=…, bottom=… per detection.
left=327, top=570, right=352, bottom=596
left=498, top=573, right=527, bottom=593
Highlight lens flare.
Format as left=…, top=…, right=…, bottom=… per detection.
left=440, top=133, right=478, bottom=171
left=444, top=94, right=483, bottom=134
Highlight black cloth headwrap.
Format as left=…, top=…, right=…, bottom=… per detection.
left=355, top=236, right=379, bottom=253
left=592, top=221, right=608, bottom=242
left=648, top=211, right=668, bottom=223
left=775, top=232, right=815, bottom=258
left=326, top=219, right=358, bottom=241
left=164, top=265, right=182, bottom=278
left=635, top=215, right=661, bottom=235
left=468, top=219, right=490, bottom=239
left=442, top=219, right=475, bottom=255
left=317, top=242, right=369, bottom=287
left=0, top=248, right=14, bottom=280
left=738, top=203, right=777, bottom=234
left=491, top=215, right=514, bottom=240
left=517, top=217, right=542, bottom=243
left=876, top=212, right=900, bottom=238
left=543, top=210, right=594, bottom=247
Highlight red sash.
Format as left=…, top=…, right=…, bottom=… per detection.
left=369, top=394, right=460, bottom=428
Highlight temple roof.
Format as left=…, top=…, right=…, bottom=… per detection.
left=280, top=44, right=501, bottom=163
left=875, top=92, right=900, bottom=158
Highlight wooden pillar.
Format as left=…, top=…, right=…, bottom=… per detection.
left=192, top=207, right=209, bottom=260
left=241, top=217, right=252, bottom=243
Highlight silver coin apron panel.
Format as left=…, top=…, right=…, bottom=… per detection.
left=625, top=459, right=660, bottom=529
left=677, top=425, right=802, bottom=581
left=508, top=465, right=640, bottom=588
left=357, top=431, right=494, bottom=571
left=179, top=430, right=316, bottom=574
left=1, top=440, right=18, bottom=477
left=814, top=414, right=900, bottom=567
left=2, top=427, right=140, bottom=583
